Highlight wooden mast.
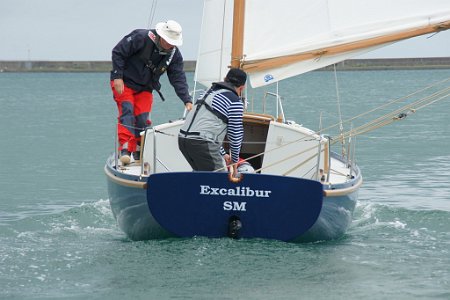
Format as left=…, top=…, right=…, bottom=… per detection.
left=231, top=0, right=245, bottom=69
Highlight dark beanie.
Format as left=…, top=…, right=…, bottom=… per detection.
left=225, top=68, right=247, bottom=87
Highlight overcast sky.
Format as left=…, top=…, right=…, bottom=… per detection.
left=1, top=0, right=449, bottom=61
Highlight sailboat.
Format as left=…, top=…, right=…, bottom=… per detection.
left=105, top=0, right=450, bottom=242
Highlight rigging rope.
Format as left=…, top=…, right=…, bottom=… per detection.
left=214, top=77, right=450, bottom=172
left=333, top=84, right=450, bottom=141
left=142, top=77, right=449, bottom=176
left=147, top=0, right=158, bottom=29
left=318, top=77, right=450, bottom=137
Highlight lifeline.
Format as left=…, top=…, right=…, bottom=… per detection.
left=199, top=185, right=272, bottom=198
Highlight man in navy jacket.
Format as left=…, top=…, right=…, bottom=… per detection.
left=110, top=20, right=192, bottom=164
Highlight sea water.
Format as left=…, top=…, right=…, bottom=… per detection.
left=0, top=70, right=449, bottom=299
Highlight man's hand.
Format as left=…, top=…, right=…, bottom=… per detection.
left=228, top=163, right=241, bottom=182
left=113, top=79, right=124, bottom=95
left=223, top=154, right=231, bottom=166
left=185, top=102, right=193, bottom=111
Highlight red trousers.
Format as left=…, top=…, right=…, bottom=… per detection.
left=111, top=81, right=153, bottom=152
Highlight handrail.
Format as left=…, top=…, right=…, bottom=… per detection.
left=263, top=91, right=285, bottom=123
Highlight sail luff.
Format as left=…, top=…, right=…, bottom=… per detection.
left=230, top=0, right=245, bottom=68
left=242, top=20, right=450, bottom=73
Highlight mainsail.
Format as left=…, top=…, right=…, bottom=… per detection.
left=195, top=0, right=450, bottom=88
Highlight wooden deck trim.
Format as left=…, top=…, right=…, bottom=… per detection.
left=323, top=175, right=363, bottom=197
left=243, top=112, right=275, bottom=125
left=104, top=165, right=147, bottom=189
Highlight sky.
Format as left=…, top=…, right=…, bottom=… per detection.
left=0, top=0, right=449, bottom=61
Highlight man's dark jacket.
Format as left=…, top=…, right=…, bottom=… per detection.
left=111, top=29, right=191, bottom=103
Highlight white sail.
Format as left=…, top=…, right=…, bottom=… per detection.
left=194, top=0, right=233, bottom=87
left=195, top=0, right=450, bottom=88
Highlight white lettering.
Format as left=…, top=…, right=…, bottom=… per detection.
left=228, top=188, right=236, bottom=196
left=255, top=190, right=265, bottom=197
left=200, top=185, right=210, bottom=194
left=233, top=202, right=247, bottom=211
left=199, top=185, right=272, bottom=198
left=223, top=201, right=233, bottom=210
left=223, top=201, right=247, bottom=211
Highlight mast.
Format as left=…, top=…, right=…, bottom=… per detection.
left=231, top=0, right=245, bottom=69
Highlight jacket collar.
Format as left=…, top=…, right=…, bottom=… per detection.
left=211, top=81, right=238, bottom=96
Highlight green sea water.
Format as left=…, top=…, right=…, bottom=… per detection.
left=0, top=70, right=449, bottom=299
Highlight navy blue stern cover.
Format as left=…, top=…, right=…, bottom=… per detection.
left=147, top=172, right=323, bottom=241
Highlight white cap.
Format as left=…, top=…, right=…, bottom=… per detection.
left=155, top=20, right=183, bottom=46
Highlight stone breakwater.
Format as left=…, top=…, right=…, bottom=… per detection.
left=1, top=58, right=449, bottom=72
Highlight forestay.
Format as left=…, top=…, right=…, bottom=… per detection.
left=195, top=0, right=450, bottom=88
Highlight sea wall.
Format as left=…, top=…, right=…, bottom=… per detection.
left=1, top=58, right=449, bottom=73
left=0, top=61, right=196, bottom=73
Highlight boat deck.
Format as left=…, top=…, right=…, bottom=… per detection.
left=111, top=155, right=354, bottom=185
left=109, top=114, right=358, bottom=186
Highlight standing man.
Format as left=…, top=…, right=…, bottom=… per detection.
left=111, top=20, right=192, bottom=165
left=178, top=68, right=247, bottom=175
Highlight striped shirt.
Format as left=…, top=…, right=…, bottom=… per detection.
left=212, top=92, right=244, bottom=163
left=199, top=86, right=244, bottom=163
